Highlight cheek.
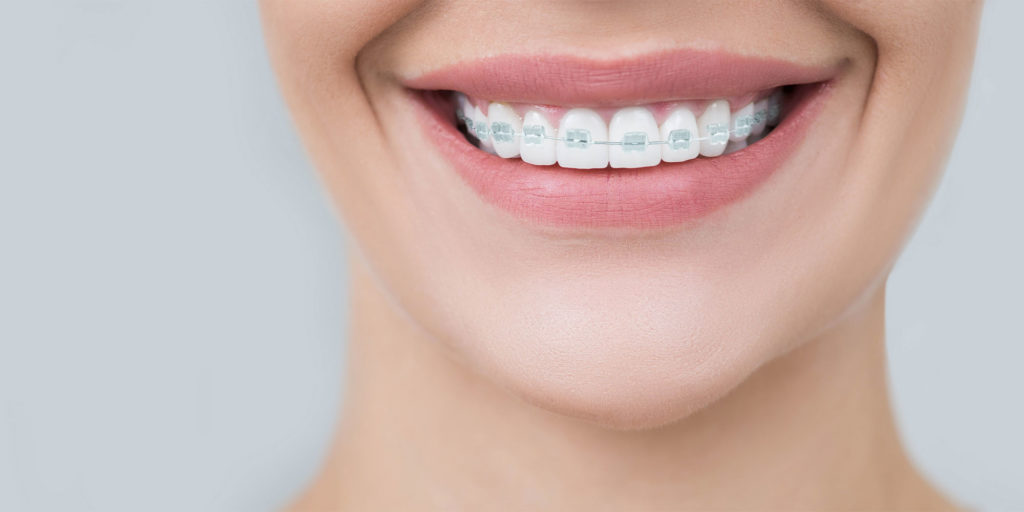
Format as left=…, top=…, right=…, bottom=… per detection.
left=260, top=0, right=440, bottom=259
left=261, top=0, right=425, bottom=53
left=815, top=0, right=981, bottom=269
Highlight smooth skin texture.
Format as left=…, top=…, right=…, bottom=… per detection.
left=261, top=1, right=982, bottom=509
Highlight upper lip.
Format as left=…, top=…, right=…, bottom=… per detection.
left=403, top=49, right=840, bottom=106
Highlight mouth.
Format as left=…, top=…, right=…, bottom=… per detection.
left=449, top=89, right=783, bottom=168
left=405, top=50, right=841, bottom=230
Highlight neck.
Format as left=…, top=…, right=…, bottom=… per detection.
left=288, top=254, right=953, bottom=511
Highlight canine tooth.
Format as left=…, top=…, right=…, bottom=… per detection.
left=699, top=100, right=730, bottom=158
left=729, top=103, right=754, bottom=142
left=487, top=102, right=522, bottom=159
left=519, top=110, right=557, bottom=166
left=659, top=107, right=700, bottom=163
left=471, top=105, right=496, bottom=154
left=751, top=99, right=769, bottom=137
left=608, top=107, right=660, bottom=169
left=557, top=108, right=609, bottom=169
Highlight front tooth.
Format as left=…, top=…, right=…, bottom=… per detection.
left=557, top=108, right=608, bottom=169
left=487, top=102, right=522, bottom=159
left=608, top=107, right=660, bottom=169
left=699, top=100, right=730, bottom=158
left=751, top=99, right=769, bottom=137
left=519, top=110, right=557, bottom=166
left=729, top=103, right=754, bottom=142
left=660, top=107, right=700, bottom=163
left=472, top=105, right=496, bottom=154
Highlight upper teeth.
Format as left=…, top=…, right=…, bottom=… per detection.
left=455, top=90, right=783, bottom=169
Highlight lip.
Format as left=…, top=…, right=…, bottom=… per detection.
left=405, top=50, right=838, bottom=230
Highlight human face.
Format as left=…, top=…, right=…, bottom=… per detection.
left=261, top=1, right=981, bottom=429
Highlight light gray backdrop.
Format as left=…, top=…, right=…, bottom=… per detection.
left=0, top=2, right=1020, bottom=511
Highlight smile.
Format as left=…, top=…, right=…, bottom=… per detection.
left=406, top=50, right=842, bottom=229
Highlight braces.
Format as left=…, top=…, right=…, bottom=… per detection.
left=456, top=102, right=780, bottom=150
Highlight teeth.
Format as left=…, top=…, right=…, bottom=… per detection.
left=520, top=110, right=558, bottom=166
left=453, top=89, right=786, bottom=169
left=729, top=102, right=754, bottom=142
left=455, top=94, right=474, bottom=135
left=487, top=102, right=522, bottom=159
left=456, top=93, right=473, bottom=120
left=660, top=107, right=699, bottom=163
left=751, top=99, right=769, bottom=137
left=471, top=105, right=496, bottom=154
left=608, top=107, right=661, bottom=169
left=698, top=99, right=730, bottom=158
left=557, top=108, right=608, bottom=169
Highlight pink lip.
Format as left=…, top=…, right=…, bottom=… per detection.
left=406, top=50, right=837, bottom=106
left=406, top=51, right=837, bottom=229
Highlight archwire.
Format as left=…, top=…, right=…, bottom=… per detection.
left=456, top=102, right=780, bottom=150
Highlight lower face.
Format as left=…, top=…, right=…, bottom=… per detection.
left=261, top=1, right=981, bottom=428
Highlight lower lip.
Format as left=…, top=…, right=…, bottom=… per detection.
left=414, top=83, right=832, bottom=230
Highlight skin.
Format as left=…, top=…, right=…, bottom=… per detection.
left=260, top=1, right=982, bottom=509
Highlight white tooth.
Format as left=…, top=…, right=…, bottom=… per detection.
left=660, top=107, right=700, bottom=163
left=751, top=99, right=769, bottom=137
left=455, top=93, right=471, bottom=127
left=557, top=108, right=608, bottom=169
left=519, top=110, right=557, bottom=166
left=699, top=100, right=730, bottom=158
left=729, top=102, right=754, bottom=142
left=472, top=105, right=496, bottom=154
left=456, top=93, right=471, bottom=116
left=608, top=107, right=660, bottom=169
left=487, top=102, right=522, bottom=159
left=724, top=139, right=747, bottom=155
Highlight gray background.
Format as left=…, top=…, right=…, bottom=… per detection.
left=0, top=1, right=1020, bottom=510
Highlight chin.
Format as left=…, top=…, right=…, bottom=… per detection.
left=409, top=267, right=805, bottom=431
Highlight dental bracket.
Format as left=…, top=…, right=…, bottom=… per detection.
left=456, top=107, right=774, bottom=147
